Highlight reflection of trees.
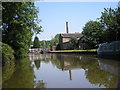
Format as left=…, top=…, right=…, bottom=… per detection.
left=2, top=43, right=16, bottom=83
left=49, top=54, right=119, bottom=88
left=50, top=54, right=62, bottom=69
left=86, top=68, right=119, bottom=88
left=2, top=59, right=15, bottom=83
left=41, top=58, right=50, bottom=64
left=29, top=53, right=120, bottom=88
left=2, top=58, right=46, bottom=88
left=80, top=57, right=119, bottom=88
left=51, top=54, right=95, bottom=70
left=34, top=80, right=46, bottom=88
left=84, top=59, right=120, bottom=88
left=34, top=60, right=41, bottom=70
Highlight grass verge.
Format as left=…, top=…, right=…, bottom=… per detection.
left=49, top=49, right=97, bottom=53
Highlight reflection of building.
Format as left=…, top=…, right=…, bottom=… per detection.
left=29, top=48, right=41, bottom=53
left=59, top=57, right=82, bottom=80
left=29, top=53, right=51, bottom=61
left=69, top=70, right=72, bottom=80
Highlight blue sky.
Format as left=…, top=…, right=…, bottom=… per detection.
left=34, top=2, right=118, bottom=41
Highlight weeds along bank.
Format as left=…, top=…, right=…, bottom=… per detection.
left=0, top=43, right=15, bottom=82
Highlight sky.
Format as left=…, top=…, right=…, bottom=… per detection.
left=34, top=2, right=118, bottom=41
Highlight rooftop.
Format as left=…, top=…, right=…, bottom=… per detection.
left=60, top=33, right=83, bottom=38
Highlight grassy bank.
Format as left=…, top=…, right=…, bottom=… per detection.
left=49, top=49, right=97, bottom=53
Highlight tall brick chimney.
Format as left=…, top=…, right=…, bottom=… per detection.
left=66, top=22, right=69, bottom=33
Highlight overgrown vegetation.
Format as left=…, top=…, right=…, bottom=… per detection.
left=39, top=40, right=50, bottom=49
left=50, top=34, right=60, bottom=46
left=81, top=21, right=104, bottom=48
left=2, top=2, right=42, bottom=58
left=50, top=34, right=60, bottom=50
left=1, top=42, right=15, bottom=64
left=1, top=42, right=15, bottom=82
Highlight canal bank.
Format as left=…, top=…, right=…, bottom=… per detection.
left=48, top=49, right=120, bottom=60
left=49, top=49, right=97, bottom=54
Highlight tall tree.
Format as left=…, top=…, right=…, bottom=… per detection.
left=99, top=7, right=120, bottom=42
left=50, top=34, right=60, bottom=46
left=82, top=21, right=104, bottom=48
left=33, top=36, right=40, bottom=48
left=2, top=2, right=42, bottom=58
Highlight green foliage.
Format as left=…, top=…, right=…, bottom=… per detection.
left=39, top=40, right=50, bottom=49
left=1, top=42, right=15, bottom=63
left=2, top=2, right=42, bottom=58
left=56, top=43, right=61, bottom=50
left=82, top=21, right=104, bottom=48
left=99, top=7, right=120, bottom=42
left=82, top=2, right=120, bottom=48
left=45, top=41, right=51, bottom=48
left=50, top=34, right=60, bottom=50
left=33, top=36, right=40, bottom=48
left=70, top=37, right=78, bottom=49
left=1, top=42, right=15, bottom=82
left=50, top=34, right=60, bottom=46
left=39, top=41, right=44, bottom=48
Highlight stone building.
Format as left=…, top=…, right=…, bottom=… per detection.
left=59, top=33, right=83, bottom=50
left=58, top=22, right=84, bottom=50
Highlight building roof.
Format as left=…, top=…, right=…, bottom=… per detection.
left=60, top=33, right=83, bottom=38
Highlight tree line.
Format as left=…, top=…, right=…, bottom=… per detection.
left=81, top=3, right=120, bottom=48
left=32, top=34, right=59, bottom=50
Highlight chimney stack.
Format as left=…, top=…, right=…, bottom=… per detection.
left=66, top=22, right=69, bottom=33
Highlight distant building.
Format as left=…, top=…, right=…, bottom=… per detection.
left=59, top=22, right=87, bottom=50
left=59, top=33, right=83, bottom=50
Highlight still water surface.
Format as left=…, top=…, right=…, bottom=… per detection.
left=2, top=53, right=120, bottom=88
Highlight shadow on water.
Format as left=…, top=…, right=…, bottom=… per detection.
left=2, top=53, right=120, bottom=88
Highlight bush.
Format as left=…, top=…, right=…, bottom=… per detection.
left=0, top=42, right=15, bottom=82
left=1, top=42, right=15, bottom=63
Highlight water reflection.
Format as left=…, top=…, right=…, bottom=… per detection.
left=98, top=59, right=120, bottom=76
left=2, top=58, right=46, bottom=88
left=2, top=58, right=15, bottom=83
left=2, top=53, right=120, bottom=88
left=34, top=60, right=41, bottom=70
left=29, top=53, right=120, bottom=88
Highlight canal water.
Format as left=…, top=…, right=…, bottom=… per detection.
left=2, top=53, right=120, bottom=88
